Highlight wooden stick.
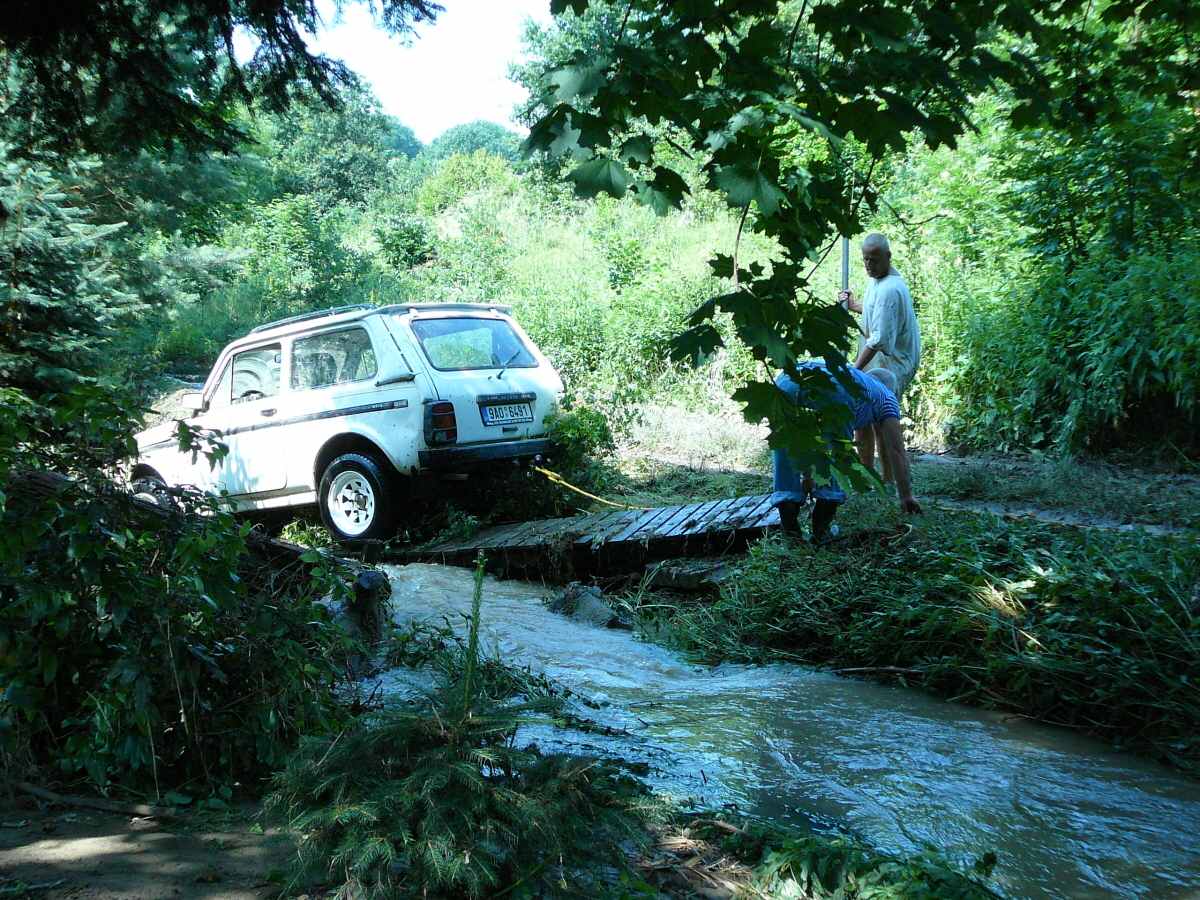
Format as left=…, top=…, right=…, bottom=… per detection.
left=834, top=666, right=924, bottom=676
left=11, top=781, right=179, bottom=821
left=690, top=818, right=747, bottom=836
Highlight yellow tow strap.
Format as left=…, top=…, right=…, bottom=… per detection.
left=532, top=465, right=643, bottom=510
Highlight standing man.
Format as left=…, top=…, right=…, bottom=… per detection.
left=841, top=233, right=921, bottom=474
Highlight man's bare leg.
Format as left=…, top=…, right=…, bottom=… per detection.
left=875, top=423, right=895, bottom=483
left=855, top=427, right=876, bottom=471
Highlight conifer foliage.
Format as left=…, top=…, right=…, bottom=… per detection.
left=0, top=152, right=139, bottom=438
left=267, top=558, right=647, bottom=898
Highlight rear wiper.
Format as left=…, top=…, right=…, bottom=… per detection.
left=494, top=348, right=522, bottom=380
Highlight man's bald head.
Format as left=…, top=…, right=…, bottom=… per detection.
left=862, top=233, right=890, bottom=253
left=861, top=232, right=892, bottom=279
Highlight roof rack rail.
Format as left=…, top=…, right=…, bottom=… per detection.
left=377, top=301, right=513, bottom=316
left=249, top=304, right=374, bottom=335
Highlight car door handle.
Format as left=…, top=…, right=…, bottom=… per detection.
left=261, top=408, right=277, bottom=417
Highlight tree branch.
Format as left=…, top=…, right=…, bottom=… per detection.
left=732, top=203, right=750, bottom=288
left=786, top=1, right=810, bottom=69
left=10, top=781, right=181, bottom=820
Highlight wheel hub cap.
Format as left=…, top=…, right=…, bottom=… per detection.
left=328, top=471, right=376, bottom=537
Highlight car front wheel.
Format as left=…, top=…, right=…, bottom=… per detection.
left=318, top=452, right=397, bottom=542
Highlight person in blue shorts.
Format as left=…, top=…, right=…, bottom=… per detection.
left=773, top=361, right=922, bottom=540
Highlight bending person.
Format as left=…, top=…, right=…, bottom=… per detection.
left=773, top=362, right=921, bottom=541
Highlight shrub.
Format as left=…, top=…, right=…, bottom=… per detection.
left=0, top=389, right=356, bottom=793
left=375, top=212, right=435, bottom=270
left=416, top=151, right=518, bottom=216
left=546, top=403, right=617, bottom=479
left=267, top=560, right=646, bottom=898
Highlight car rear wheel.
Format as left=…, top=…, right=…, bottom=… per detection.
left=318, top=452, right=397, bottom=542
left=131, top=476, right=176, bottom=510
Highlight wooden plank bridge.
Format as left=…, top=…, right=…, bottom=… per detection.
left=398, top=494, right=782, bottom=578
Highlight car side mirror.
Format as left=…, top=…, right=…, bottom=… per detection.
left=181, top=391, right=205, bottom=415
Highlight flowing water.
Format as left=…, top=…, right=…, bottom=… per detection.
left=376, top=563, right=1200, bottom=899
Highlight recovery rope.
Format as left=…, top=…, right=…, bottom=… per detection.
left=532, top=465, right=643, bottom=510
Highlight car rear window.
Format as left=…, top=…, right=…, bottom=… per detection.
left=409, top=317, right=537, bottom=371
left=292, top=327, right=377, bottom=390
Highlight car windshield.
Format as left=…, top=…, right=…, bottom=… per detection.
left=408, top=317, right=537, bottom=372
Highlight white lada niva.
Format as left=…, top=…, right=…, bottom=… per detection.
left=133, top=303, right=563, bottom=541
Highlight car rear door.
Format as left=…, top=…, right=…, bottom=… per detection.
left=401, top=314, right=559, bottom=445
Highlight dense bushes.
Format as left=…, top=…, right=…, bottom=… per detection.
left=936, top=243, right=1200, bottom=454
left=865, top=95, right=1200, bottom=457
left=0, top=458, right=356, bottom=793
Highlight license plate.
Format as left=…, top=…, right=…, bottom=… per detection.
left=481, top=402, right=533, bottom=425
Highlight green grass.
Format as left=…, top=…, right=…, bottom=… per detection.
left=620, top=494, right=1200, bottom=774
left=699, top=818, right=1000, bottom=900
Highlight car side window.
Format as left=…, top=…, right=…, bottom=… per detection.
left=291, top=327, right=377, bottom=391
left=231, top=344, right=282, bottom=403
left=208, top=361, right=235, bottom=409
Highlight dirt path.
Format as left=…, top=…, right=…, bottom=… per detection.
left=629, top=451, right=1194, bottom=534
left=0, top=803, right=292, bottom=900
left=925, top=496, right=1185, bottom=535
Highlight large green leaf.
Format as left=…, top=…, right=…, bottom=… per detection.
left=712, top=164, right=785, bottom=215
left=567, top=158, right=633, bottom=199
left=619, top=134, right=654, bottom=165
left=550, top=64, right=607, bottom=104
left=634, top=166, right=690, bottom=214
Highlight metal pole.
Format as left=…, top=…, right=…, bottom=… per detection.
left=840, top=236, right=850, bottom=292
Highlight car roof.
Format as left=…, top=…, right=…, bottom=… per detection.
left=233, top=302, right=514, bottom=346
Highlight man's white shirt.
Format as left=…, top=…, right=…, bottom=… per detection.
left=860, top=267, right=921, bottom=394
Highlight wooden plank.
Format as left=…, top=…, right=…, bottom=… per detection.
left=586, top=509, right=646, bottom=547
left=579, top=508, right=643, bottom=545
left=571, top=509, right=629, bottom=547
left=642, top=501, right=703, bottom=541
left=758, top=504, right=781, bottom=528
left=705, top=494, right=759, bottom=530
left=701, top=496, right=768, bottom=553
left=742, top=494, right=779, bottom=528
left=499, top=516, right=580, bottom=549
left=462, top=522, right=530, bottom=550
left=723, top=494, right=774, bottom=530
left=653, top=499, right=718, bottom=539
left=408, top=494, right=785, bottom=570
left=659, top=499, right=723, bottom=539
left=678, top=497, right=739, bottom=537
left=608, top=503, right=681, bottom=545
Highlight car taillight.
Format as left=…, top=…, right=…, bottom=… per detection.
left=425, top=401, right=457, bottom=444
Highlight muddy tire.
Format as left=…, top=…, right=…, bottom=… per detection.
left=131, top=476, right=176, bottom=510
left=318, top=452, right=397, bottom=542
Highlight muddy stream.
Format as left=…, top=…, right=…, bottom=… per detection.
left=376, top=563, right=1200, bottom=899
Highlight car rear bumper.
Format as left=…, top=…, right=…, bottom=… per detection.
left=418, top=438, right=554, bottom=470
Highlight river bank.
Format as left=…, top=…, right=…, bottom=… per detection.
left=612, top=493, right=1200, bottom=775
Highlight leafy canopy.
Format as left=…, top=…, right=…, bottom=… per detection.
left=526, top=0, right=1199, bottom=476
left=0, top=0, right=442, bottom=155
